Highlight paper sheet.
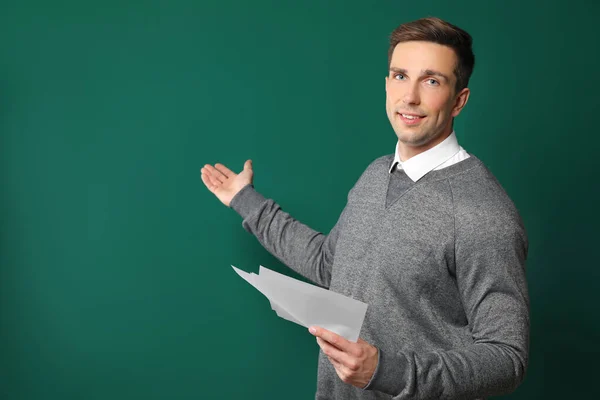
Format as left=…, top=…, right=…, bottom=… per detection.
left=231, top=265, right=368, bottom=342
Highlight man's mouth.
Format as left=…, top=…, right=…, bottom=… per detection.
left=396, top=112, right=426, bottom=124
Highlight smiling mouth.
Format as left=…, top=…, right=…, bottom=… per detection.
left=396, top=112, right=426, bottom=124
left=397, top=112, right=425, bottom=119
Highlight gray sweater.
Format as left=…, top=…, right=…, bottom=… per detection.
left=230, top=154, right=529, bottom=400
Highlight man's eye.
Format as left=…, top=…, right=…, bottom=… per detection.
left=427, top=78, right=439, bottom=85
left=394, top=74, right=405, bottom=80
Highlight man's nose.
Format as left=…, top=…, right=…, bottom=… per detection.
left=402, top=84, right=420, bottom=105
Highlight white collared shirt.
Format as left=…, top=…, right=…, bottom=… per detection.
left=388, top=131, right=470, bottom=182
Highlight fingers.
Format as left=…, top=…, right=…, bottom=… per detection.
left=214, top=163, right=235, bottom=178
left=310, top=326, right=352, bottom=353
left=200, top=171, right=217, bottom=193
left=316, top=337, right=359, bottom=372
left=318, top=337, right=342, bottom=365
left=327, top=354, right=344, bottom=370
left=326, top=354, right=354, bottom=386
left=201, top=167, right=224, bottom=188
left=203, top=164, right=228, bottom=182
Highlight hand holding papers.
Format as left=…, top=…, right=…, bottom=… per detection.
left=231, top=265, right=368, bottom=343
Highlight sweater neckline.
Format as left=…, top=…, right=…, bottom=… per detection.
left=389, top=153, right=482, bottom=184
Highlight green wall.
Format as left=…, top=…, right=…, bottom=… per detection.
left=1, top=0, right=598, bottom=398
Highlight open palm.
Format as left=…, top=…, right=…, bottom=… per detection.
left=200, top=160, right=253, bottom=207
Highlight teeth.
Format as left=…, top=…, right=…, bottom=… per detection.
left=401, top=114, right=420, bottom=119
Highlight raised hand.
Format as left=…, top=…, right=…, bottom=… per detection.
left=200, top=160, right=254, bottom=207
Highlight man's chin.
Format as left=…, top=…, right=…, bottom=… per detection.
left=396, top=128, right=452, bottom=154
left=396, top=131, right=432, bottom=148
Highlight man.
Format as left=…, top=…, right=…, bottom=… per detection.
left=200, top=17, right=529, bottom=400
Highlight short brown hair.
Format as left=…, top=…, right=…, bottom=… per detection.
left=388, top=17, right=475, bottom=92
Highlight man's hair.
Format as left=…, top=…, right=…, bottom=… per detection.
left=388, top=17, right=475, bottom=93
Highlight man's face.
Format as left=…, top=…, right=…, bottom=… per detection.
left=385, top=41, right=469, bottom=155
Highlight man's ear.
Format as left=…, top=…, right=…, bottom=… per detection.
left=451, top=87, right=470, bottom=118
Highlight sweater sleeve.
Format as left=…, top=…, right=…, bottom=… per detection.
left=363, top=184, right=530, bottom=399
left=229, top=183, right=349, bottom=288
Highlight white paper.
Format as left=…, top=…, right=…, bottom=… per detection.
left=231, top=265, right=368, bottom=342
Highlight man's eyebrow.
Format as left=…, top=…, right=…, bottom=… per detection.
left=389, top=67, right=450, bottom=82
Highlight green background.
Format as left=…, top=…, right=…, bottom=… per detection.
left=1, top=0, right=598, bottom=398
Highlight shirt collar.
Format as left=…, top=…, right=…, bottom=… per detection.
left=388, top=131, right=461, bottom=182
